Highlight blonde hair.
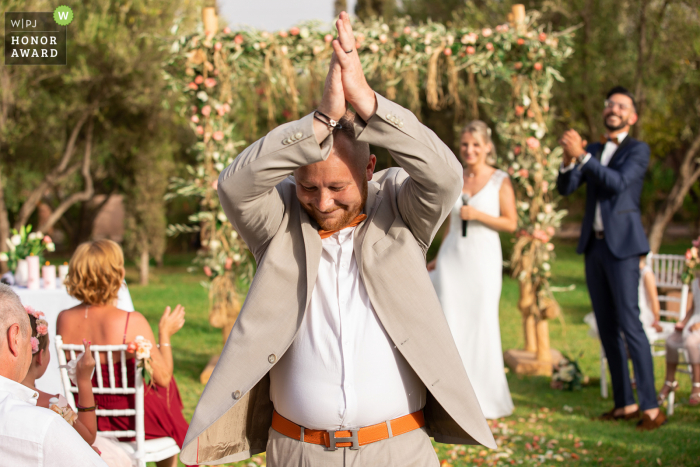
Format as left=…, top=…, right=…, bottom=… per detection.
left=66, top=239, right=124, bottom=305
left=461, top=120, right=496, bottom=164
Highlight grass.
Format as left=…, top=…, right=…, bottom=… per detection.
left=125, top=240, right=700, bottom=467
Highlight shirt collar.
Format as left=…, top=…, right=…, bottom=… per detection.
left=0, top=374, right=40, bottom=405
left=608, top=132, right=628, bottom=145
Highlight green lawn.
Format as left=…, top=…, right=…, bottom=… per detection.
left=126, top=240, right=700, bottom=467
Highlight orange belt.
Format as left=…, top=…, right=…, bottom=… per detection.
left=271, top=410, right=425, bottom=451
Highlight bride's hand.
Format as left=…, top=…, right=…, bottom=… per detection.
left=460, top=205, right=480, bottom=221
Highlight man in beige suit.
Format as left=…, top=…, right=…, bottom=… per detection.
left=180, top=12, right=495, bottom=466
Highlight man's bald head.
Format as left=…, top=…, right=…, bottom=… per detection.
left=0, top=283, right=32, bottom=382
left=294, top=112, right=377, bottom=231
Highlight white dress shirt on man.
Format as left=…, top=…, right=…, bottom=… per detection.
left=269, top=225, right=426, bottom=430
left=0, top=374, right=107, bottom=466
left=559, top=132, right=627, bottom=232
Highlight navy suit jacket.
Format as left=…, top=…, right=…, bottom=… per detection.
left=556, top=136, right=650, bottom=259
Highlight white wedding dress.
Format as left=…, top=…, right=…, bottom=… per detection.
left=430, top=169, right=514, bottom=419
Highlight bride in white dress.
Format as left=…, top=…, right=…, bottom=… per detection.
left=427, top=121, right=517, bottom=419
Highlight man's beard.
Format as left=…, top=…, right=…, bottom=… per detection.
left=604, top=114, right=629, bottom=132
left=304, top=181, right=368, bottom=231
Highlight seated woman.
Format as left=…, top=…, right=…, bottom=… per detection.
left=57, top=239, right=188, bottom=467
left=638, top=255, right=666, bottom=340
left=657, top=275, right=700, bottom=406
left=21, top=306, right=131, bottom=467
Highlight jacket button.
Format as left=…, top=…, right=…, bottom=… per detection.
left=295, top=132, right=303, bottom=140
left=268, top=354, right=277, bottom=364
left=232, top=390, right=241, bottom=400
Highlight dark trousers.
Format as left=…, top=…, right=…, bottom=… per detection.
left=585, top=237, right=658, bottom=411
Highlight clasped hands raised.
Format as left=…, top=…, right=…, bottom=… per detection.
left=314, top=11, right=377, bottom=143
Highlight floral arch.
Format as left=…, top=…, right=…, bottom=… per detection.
left=165, top=6, right=575, bottom=372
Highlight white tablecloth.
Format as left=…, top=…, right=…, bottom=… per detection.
left=13, top=284, right=135, bottom=396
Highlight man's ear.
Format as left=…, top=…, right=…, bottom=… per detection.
left=6, top=323, right=23, bottom=358
left=366, top=154, right=377, bottom=180
left=628, top=113, right=639, bottom=126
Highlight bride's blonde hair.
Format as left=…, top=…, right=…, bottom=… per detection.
left=461, top=120, right=496, bottom=165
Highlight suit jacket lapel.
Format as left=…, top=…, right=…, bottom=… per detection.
left=354, top=182, right=382, bottom=272
left=607, top=134, right=631, bottom=166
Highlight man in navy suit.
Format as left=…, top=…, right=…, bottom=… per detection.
left=557, top=86, right=665, bottom=430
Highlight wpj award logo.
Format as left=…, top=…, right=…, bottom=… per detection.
left=4, top=6, right=72, bottom=65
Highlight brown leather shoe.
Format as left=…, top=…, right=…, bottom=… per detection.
left=636, top=411, right=667, bottom=431
left=598, top=408, right=640, bottom=421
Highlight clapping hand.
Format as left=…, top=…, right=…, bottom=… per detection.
left=559, top=129, right=587, bottom=166
left=76, top=339, right=96, bottom=382
left=159, top=304, right=186, bottom=339
left=331, top=11, right=376, bottom=121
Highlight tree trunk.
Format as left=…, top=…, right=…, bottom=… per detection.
left=0, top=170, right=10, bottom=273
left=139, top=248, right=149, bottom=286
left=648, top=131, right=700, bottom=252
left=536, top=318, right=552, bottom=362
left=523, top=314, right=537, bottom=353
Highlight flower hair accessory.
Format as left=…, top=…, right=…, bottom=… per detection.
left=25, top=305, right=48, bottom=354
left=30, top=337, right=40, bottom=353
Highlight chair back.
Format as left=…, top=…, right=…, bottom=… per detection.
left=647, top=252, right=689, bottom=320
left=55, top=335, right=146, bottom=457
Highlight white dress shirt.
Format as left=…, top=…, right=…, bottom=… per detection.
left=0, top=374, right=107, bottom=466
left=269, top=226, right=426, bottom=430
left=559, top=132, right=627, bottom=232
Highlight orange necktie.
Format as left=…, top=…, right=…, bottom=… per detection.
left=318, top=214, right=367, bottom=239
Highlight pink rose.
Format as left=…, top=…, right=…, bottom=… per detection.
left=514, top=62, right=523, bottom=70
left=546, top=243, right=555, bottom=251
left=379, top=34, right=388, bottom=44
left=324, top=34, right=333, bottom=43
left=517, top=38, right=525, bottom=45
left=225, top=258, right=233, bottom=270
left=527, top=109, right=535, bottom=118
left=692, top=236, right=700, bottom=248
left=126, top=341, right=137, bottom=353
left=187, top=82, right=198, bottom=90
left=211, top=179, right=218, bottom=190
left=214, top=42, right=223, bottom=51
left=482, top=28, right=492, bottom=37
left=43, top=235, right=52, bottom=244
left=194, top=75, right=204, bottom=85
left=546, top=226, right=556, bottom=237
left=204, top=78, right=217, bottom=88
left=534, top=62, right=543, bottom=71
left=234, top=34, right=244, bottom=44
left=191, top=115, right=199, bottom=123
left=222, top=103, right=231, bottom=113
left=518, top=169, right=529, bottom=178
left=217, top=106, right=226, bottom=116
left=403, top=26, right=411, bottom=35
left=507, top=167, right=514, bottom=175
left=443, top=48, right=452, bottom=56
left=514, top=146, right=521, bottom=155
left=36, top=324, right=48, bottom=336
left=201, top=105, right=211, bottom=117
left=212, top=131, right=224, bottom=141
left=527, top=137, right=540, bottom=149
left=223, top=27, right=231, bottom=34
left=539, top=32, right=547, bottom=42
left=31, top=337, right=39, bottom=353
left=687, top=249, right=694, bottom=261
left=542, top=181, right=549, bottom=193
left=195, top=126, right=204, bottom=135
left=485, top=42, right=494, bottom=51
left=290, top=27, right=300, bottom=36
left=515, top=105, right=525, bottom=116
left=466, top=46, right=475, bottom=55
left=203, top=266, right=213, bottom=277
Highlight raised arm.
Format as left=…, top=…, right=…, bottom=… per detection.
left=333, top=12, right=461, bottom=249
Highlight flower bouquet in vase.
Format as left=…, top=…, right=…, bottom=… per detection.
left=1, top=225, right=56, bottom=282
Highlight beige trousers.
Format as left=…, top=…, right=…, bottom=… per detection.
left=265, top=426, right=440, bottom=467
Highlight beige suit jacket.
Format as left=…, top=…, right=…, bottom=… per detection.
left=180, top=94, right=496, bottom=465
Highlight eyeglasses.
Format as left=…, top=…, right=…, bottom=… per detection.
left=604, top=99, right=632, bottom=111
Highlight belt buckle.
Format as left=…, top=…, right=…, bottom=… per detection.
left=325, top=429, right=360, bottom=451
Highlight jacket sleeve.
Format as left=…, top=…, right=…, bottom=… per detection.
left=556, top=142, right=598, bottom=196
left=353, top=93, right=462, bottom=250
left=217, top=112, right=334, bottom=257
left=580, top=141, right=650, bottom=194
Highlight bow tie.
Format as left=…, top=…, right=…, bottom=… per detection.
left=318, top=214, right=367, bottom=239
left=600, top=134, right=623, bottom=145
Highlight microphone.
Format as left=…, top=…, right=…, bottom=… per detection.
left=461, top=194, right=470, bottom=237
